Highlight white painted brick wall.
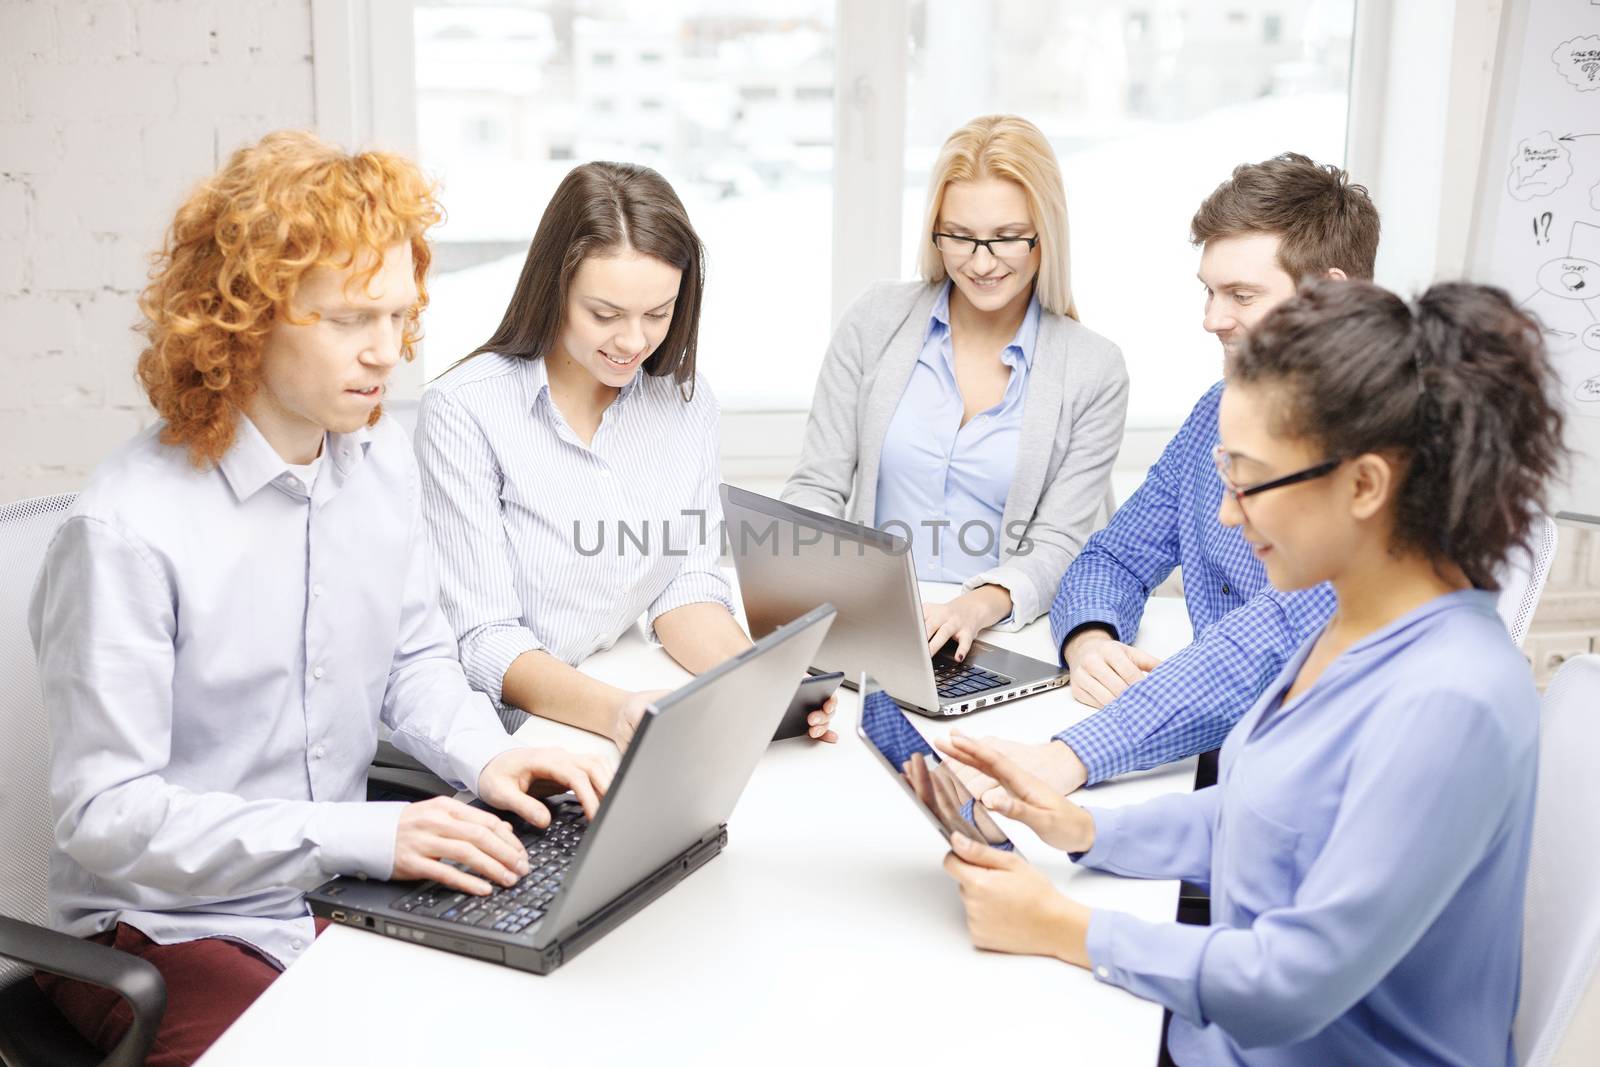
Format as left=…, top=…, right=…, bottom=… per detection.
left=0, top=0, right=314, bottom=501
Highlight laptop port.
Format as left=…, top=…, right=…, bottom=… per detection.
left=975, top=698, right=987, bottom=708
left=331, top=910, right=347, bottom=922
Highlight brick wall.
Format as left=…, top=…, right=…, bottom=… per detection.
left=0, top=0, right=314, bottom=501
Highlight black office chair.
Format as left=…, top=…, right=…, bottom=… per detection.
left=0, top=494, right=454, bottom=1067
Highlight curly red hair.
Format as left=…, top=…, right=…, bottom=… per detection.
left=136, top=130, right=443, bottom=467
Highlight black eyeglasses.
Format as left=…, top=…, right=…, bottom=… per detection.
left=930, top=232, right=1039, bottom=261
left=1213, top=445, right=1343, bottom=507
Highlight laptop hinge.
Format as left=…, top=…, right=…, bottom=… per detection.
left=549, top=825, right=728, bottom=967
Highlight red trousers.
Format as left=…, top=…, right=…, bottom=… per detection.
left=35, top=919, right=329, bottom=1067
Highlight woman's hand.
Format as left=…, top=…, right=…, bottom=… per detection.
left=805, top=693, right=839, bottom=743
left=936, top=731, right=1095, bottom=854
left=942, top=833, right=1091, bottom=967
left=610, top=688, right=673, bottom=751
left=922, top=585, right=1012, bottom=661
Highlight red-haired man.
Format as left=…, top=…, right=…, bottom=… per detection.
left=29, top=131, right=609, bottom=1065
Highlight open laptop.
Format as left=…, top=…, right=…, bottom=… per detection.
left=308, top=604, right=836, bottom=974
left=721, top=484, right=1066, bottom=717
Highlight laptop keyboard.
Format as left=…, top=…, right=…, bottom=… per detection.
left=390, top=799, right=587, bottom=936
left=933, top=659, right=1013, bottom=699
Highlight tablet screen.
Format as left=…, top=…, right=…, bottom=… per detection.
left=857, top=682, right=1016, bottom=852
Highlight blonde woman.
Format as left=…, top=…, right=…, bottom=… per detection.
left=783, top=114, right=1129, bottom=657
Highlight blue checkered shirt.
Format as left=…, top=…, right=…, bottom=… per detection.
left=1047, top=382, right=1336, bottom=783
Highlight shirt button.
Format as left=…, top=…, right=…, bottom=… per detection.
left=1096, top=966, right=1109, bottom=979
left=312, top=666, right=325, bottom=680
left=291, top=939, right=304, bottom=951
left=312, top=584, right=324, bottom=598
left=312, top=744, right=326, bottom=760
left=1221, top=583, right=1231, bottom=595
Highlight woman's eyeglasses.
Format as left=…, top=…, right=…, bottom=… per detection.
left=1213, top=445, right=1343, bottom=508
left=930, top=232, right=1038, bottom=262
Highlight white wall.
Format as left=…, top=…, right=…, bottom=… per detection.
left=0, top=0, right=315, bottom=500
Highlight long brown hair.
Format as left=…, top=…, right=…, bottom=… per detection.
left=466, top=161, right=704, bottom=393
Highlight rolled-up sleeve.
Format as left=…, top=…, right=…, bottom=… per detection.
left=415, top=386, right=545, bottom=704
left=31, top=517, right=403, bottom=893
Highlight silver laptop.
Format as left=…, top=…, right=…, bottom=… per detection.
left=720, top=484, right=1067, bottom=717
left=309, top=604, right=836, bottom=974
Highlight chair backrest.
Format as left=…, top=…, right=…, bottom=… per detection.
left=1498, top=512, right=1559, bottom=648
left=1515, top=653, right=1600, bottom=1066
left=0, top=494, right=74, bottom=985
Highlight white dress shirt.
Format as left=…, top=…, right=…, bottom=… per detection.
left=28, top=414, right=524, bottom=969
left=416, top=353, right=733, bottom=729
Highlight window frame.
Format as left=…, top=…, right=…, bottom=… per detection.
left=312, top=1, right=1490, bottom=487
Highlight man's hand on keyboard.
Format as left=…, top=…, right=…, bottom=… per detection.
left=478, top=746, right=612, bottom=825
left=392, top=796, right=532, bottom=896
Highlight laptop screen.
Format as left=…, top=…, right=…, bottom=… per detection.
left=857, top=682, right=1016, bottom=852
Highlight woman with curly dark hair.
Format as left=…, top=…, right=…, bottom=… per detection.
left=935, top=278, right=1564, bottom=1066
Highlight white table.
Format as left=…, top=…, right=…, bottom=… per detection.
left=200, top=587, right=1195, bottom=1067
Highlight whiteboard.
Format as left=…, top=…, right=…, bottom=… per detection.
left=1468, top=0, right=1600, bottom=522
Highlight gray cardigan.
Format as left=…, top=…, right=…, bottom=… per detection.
left=781, top=281, right=1129, bottom=629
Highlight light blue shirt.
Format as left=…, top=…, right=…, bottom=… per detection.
left=28, top=415, right=524, bottom=970
left=416, top=354, right=734, bottom=731
left=1077, top=589, right=1536, bottom=1065
left=874, top=282, right=1038, bottom=582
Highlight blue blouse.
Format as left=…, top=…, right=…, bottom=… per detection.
left=1078, top=589, right=1537, bottom=1065
left=874, top=282, right=1038, bottom=582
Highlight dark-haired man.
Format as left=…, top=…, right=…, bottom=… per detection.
left=968, top=153, right=1381, bottom=796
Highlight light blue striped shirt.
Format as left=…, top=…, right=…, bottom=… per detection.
left=416, top=353, right=733, bottom=730
left=874, top=282, right=1037, bottom=582
left=29, top=415, right=523, bottom=970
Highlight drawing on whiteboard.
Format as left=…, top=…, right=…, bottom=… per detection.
left=1522, top=221, right=1600, bottom=339
left=1552, top=35, right=1600, bottom=91
left=1592, top=178, right=1600, bottom=213
left=1508, top=132, right=1573, bottom=200
left=1576, top=376, right=1600, bottom=406
left=1584, top=323, right=1600, bottom=352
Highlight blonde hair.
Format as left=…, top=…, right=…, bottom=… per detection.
left=917, top=114, right=1077, bottom=320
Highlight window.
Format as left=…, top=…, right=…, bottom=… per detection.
left=902, top=0, right=1355, bottom=425
left=414, top=0, right=835, bottom=409
left=411, top=0, right=1353, bottom=429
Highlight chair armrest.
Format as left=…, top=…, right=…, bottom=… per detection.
left=371, top=739, right=431, bottom=774
left=366, top=765, right=457, bottom=802
left=0, top=914, right=165, bottom=1067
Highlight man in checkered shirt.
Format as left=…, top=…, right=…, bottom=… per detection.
left=969, top=153, right=1381, bottom=796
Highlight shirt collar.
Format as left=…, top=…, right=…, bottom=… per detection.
left=218, top=413, right=370, bottom=502
left=922, top=281, right=1042, bottom=370
left=1007, top=290, right=1043, bottom=370
left=520, top=353, right=643, bottom=417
